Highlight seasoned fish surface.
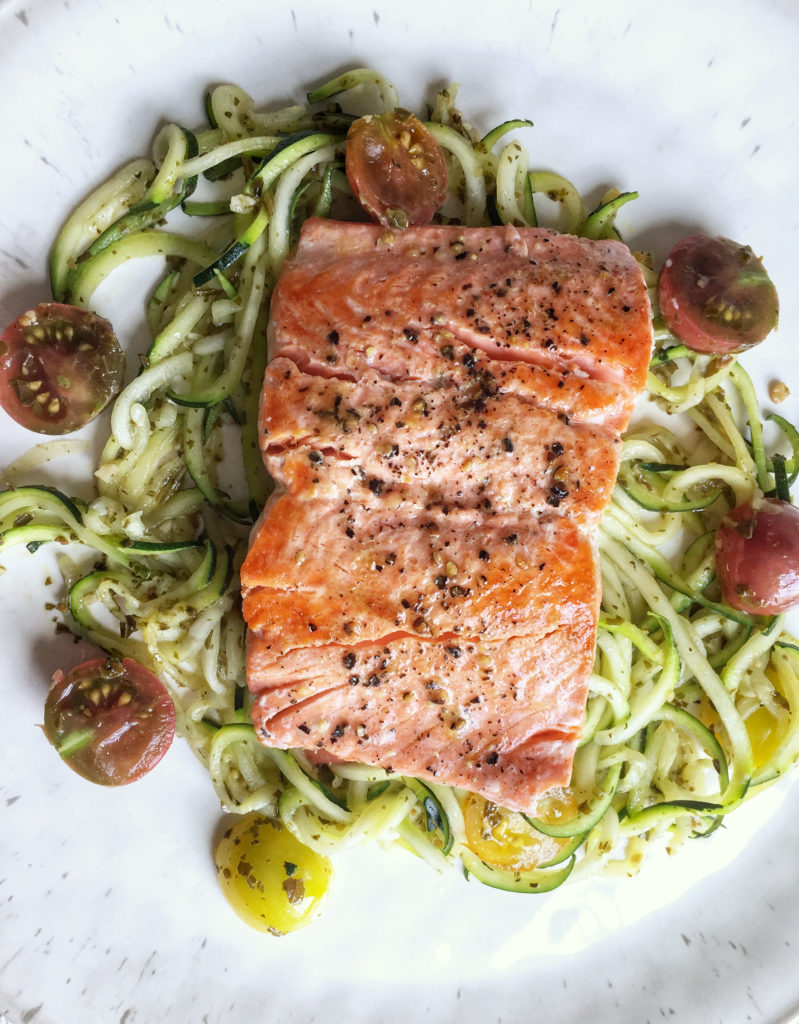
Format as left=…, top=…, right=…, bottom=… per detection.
left=242, top=220, right=652, bottom=813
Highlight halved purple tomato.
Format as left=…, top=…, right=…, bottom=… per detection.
left=658, top=234, right=778, bottom=354
left=715, top=498, right=799, bottom=614
left=346, top=109, right=448, bottom=229
left=0, top=302, right=125, bottom=434
left=43, top=656, right=175, bottom=785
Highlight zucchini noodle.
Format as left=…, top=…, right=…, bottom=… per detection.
left=3, top=69, right=799, bottom=897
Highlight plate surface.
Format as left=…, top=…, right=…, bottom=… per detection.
left=1, top=2, right=798, bottom=1022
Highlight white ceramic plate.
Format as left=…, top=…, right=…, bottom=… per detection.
left=1, top=1, right=798, bottom=1022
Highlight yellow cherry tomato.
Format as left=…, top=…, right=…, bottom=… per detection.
left=745, top=667, right=789, bottom=769
left=214, top=813, right=333, bottom=935
left=689, top=681, right=787, bottom=772
left=745, top=705, right=786, bottom=767
left=462, top=789, right=577, bottom=871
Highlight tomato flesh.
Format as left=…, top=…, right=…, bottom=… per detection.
left=43, top=656, right=175, bottom=785
left=715, top=498, right=799, bottom=614
left=0, top=302, right=125, bottom=434
left=346, top=109, right=448, bottom=228
left=658, top=234, right=779, bottom=354
left=214, top=813, right=333, bottom=934
left=462, top=791, right=576, bottom=870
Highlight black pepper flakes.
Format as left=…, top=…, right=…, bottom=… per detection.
left=367, top=477, right=384, bottom=495
left=308, top=622, right=318, bottom=632
left=478, top=549, right=490, bottom=561
left=504, top=533, right=518, bottom=545
left=327, top=330, right=339, bottom=345
left=486, top=751, right=499, bottom=765
left=343, top=652, right=356, bottom=669
left=348, top=674, right=360, bottom=685
left=502, top=436, right=514, bottom=452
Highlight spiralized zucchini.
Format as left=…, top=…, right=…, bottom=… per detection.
left=3, top=69, right=798, bottom=895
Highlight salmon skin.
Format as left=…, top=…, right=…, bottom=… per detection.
left=242, top=219, right=652, bottom=815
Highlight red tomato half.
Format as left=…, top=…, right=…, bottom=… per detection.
left=658, top=234, right=779, bottom=354
left=346, top=109, right=448, bottom=228
left=715, top=499, right=799, bottom=614
left=43, top=657, right=176, bottom=785
left=0, top=302, right=125, bottom=434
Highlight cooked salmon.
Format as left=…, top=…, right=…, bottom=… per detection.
left=241, top=219, right=652, bottom=814
left=269, top=220, right=650, bottom=413
left=249, top=629, right=595, bottom=814
left=259, top=359, right=622, bottom=520
left=243, top=498, right=599, bottom=657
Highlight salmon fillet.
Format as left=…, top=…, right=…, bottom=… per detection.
left=270, top=220, right=649, bottom=412
left=249, top=629, right=594, bottom=811
left=260, top=358, right=621, bottom=519
left=243, top=498, right=598, bottom=657
left=242, top=219, right=652, bottom=814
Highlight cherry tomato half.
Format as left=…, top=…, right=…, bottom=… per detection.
left=214, top=813, right=333, bottom=935
left=346, top=109, right=448, bottom=229
left=658, top=234, right=779, bottom=355
left=715, top=498, right=799, bottom=614
left=462, top=791, right=576, bottom=871
left=43, top=656, right=175, bottom=785
left=0, top=302, right=125, bottom=434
